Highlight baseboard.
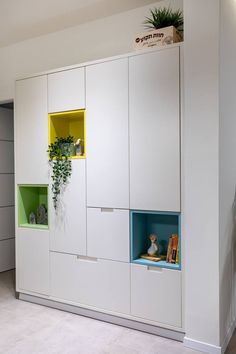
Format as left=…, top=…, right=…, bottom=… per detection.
left=19, top=292, right=185, bottom=342
left=221, top=317, right=236, bottom=354
left=184, top=337, right=222, bottom=354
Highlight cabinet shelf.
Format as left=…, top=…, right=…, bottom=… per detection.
left=48, top=109, right=86, bottom=159
left=18, top=185, right=48, bottom=229
left=130, top=210, right=181, bottom=270
left=18, top=223, right=48, bottom=230
left=132, top=258, right=180, bottom=270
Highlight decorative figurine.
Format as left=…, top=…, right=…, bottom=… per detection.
left=147, top=233, right=159, bottom=256
left=36, top=204, right=48, bottom=225
left=75, top=138, right=82, bottom=156
left=29, top=212, right=36, bottom=224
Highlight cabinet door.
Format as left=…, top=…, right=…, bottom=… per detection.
left=129, top=48, right=180, bottom=212
left=131, top=264, right=182, bottom=328
left=87, top=207, right=129, bottom=262
left=51, top=252, right=130, bottom=314
left=15, top=76, right=48, bottom=184
left=50, top=160, right=86, bottom=256
left=86, top=59, right=129, bottom=208
left=17, top=228, right=49, bottom=295
left=48, top=68, right=85, bottom=113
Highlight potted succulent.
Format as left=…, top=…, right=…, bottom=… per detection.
left=134, top=7, right=183, bottom=50
left=47, top=136, right=74, bottom=209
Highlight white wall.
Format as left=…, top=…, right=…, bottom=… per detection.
left=0, top=107, right=15, bottom=272
left=0, top=0, right=183, bottom=102
left=183, top=0, right=220, bottom=347
left=219, top=0, right=236, bottom=349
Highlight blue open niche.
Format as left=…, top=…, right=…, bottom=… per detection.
left=130, top=210, right=181, bottom=270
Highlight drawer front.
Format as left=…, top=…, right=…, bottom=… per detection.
left=51, top=252, right=130, bottom=314
left=87, top=208, right=129, bottom=262
left=131, top=264, right=182, bottom=328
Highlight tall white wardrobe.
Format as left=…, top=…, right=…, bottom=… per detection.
left=15, top=44, right=183, bottom=339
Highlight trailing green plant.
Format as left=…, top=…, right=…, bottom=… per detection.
left=47, top=135, right=74, bottom=210
left=144, top=7, right=183, bottom=31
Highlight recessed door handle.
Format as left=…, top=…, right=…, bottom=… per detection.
left=101, top=208, right=114, bottom=212
left=77, top=255, right=98, bottom=262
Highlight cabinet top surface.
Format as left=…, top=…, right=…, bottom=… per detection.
left=16, top=42, right=182, bottom=82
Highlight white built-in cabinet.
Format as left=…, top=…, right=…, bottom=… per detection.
left=15, top=76, right=48, bottom=184
left=129, top=47, right=180, bottom=212
left=86, top=59, right=129, bottom=209
left=48, top=67, right=85, bottom=112
left=15, top=45, right=182, bottom=334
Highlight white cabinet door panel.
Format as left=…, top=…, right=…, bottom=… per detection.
left=131, top=264, right=182, bottom=328
left=87, top=207, right=129, bottom=262
left=17, top=228, right=49, bottom=295
left=129, top=48, right=180, bottom=212
left=51, top=252, right=130, bottom=314
left=48, top=68, right=85, bottom=113
left=0, top=207, right=15, bottom=240
left=50, top=160, right=86, bottom=256
left=86, top=59, right=129, bottom=208
left=15, top=76, right=48, bottom=184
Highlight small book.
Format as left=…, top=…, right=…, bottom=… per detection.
left=140, top=254, right=161, bottom=262
left=170, top=234, right=179, bottom=264
left=176, top=242, right=180, bottom=264
left=166, top=236, right=173, bottom=263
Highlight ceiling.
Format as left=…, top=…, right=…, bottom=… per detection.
left=0, top=0, right=158, bottom=48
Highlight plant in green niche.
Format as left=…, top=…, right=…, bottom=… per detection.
left=47, top=135, right=74, bottom=210
left=144, top=7, right=183, bottom=31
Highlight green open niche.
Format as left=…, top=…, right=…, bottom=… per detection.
left=18, top=185, right=48, bottom=229
left=130, top=210, right=181, bottom=270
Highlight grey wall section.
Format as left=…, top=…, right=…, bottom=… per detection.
left=0, top=107, right=15, bottom=272
left=0, top=0, right=183, bottom=102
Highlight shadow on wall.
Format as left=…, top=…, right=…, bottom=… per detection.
left=223, top=187, right=236, bottom=351
left=0, top=102, right=14, bottom=110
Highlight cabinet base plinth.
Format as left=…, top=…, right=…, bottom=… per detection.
left=19, top=292, right=184, bottom=342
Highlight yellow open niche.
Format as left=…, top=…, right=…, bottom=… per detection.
left=48, top=109, right=86, bottom=159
